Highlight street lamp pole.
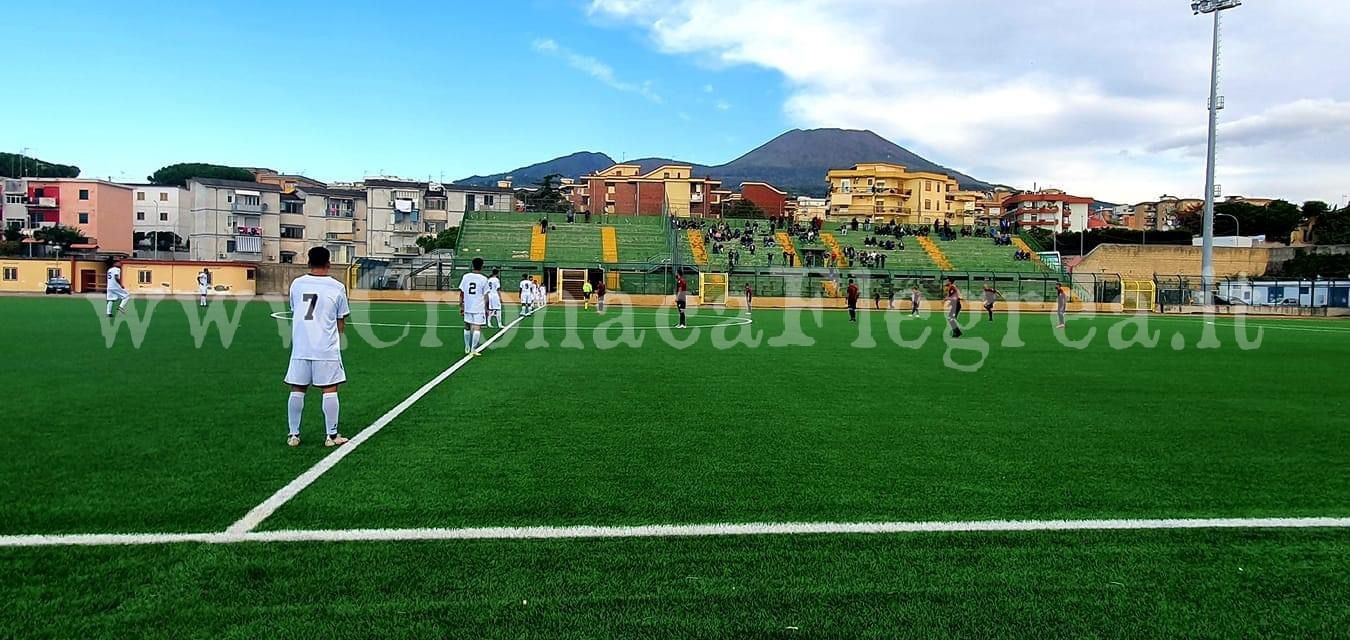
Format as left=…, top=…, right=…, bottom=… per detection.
left=1193, top=0, right=1242, bottom=304
left=1216, top=212, right=1239, bottom=239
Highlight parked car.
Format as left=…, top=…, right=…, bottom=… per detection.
left=45, top=277, right=73, bottom=295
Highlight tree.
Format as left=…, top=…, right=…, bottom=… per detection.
left=0, top=152, right=79, bottom=178
left=516, top=174, right=572, bottom=213
left=0, top=240, right=20, bottom=256
left=722, top=199, right=765, bottom=219
left=32, top=224, right=88, bottom=249
left=416, top=227, right=460, bottom=252
left=148, top=163, right=256, bottom=188
left=1176, top=200, right=1305, bottom=243
left=3, top=226, right=21, bottom=242
left=1312, top=206, right=1350, bottom=245
left=134, top=231, right=185, bottom=251
left=1267, top=249, right=1350, bottom=278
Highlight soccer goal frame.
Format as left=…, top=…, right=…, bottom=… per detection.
left=700, top=272, right=729, bottom=306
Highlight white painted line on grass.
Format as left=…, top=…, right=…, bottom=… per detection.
left=5, top=516, right=1348, bottom=548
left=225, top=314, right=526, bottom=535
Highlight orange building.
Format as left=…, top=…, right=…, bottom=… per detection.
left=25, top=178, right=134, bottom=254
left=579, top=164, right=723, bottom=217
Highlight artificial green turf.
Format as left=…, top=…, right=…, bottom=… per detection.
left=263, top=305, right=1350, bottom=531
left=3, top=529, right=1347, bottom=638
left=0, top=297, right=472, bottom=534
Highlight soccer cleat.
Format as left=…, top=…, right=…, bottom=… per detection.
left=325, top=434, right=349, bottom=447
left=472, top=351, right=483, bottom=357
left=287, top=435, right=301, bottom=447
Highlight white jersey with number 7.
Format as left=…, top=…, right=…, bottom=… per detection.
left=289, top=274, right=350, bottom=361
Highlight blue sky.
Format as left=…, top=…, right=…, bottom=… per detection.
left=4, top=0, right=1350, bottom=204
left=1, top=0, right=785, bottom=183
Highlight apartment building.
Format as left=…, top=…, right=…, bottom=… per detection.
left=128, top=184, right=189, bottom=254
left=298, top=185, right=367, bottom=265
left=739, top=182, right=789, bottom=218
left=22, top=178, right=134, bottom=254
left=579, top=164, right=723, bottom=217
left=825, top=163, right=961, bottom=225
left=1001, top=190, right=1094, bottom=233
left=186, top=178, right=284, bottom=262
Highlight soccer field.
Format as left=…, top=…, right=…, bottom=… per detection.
left=2, top=295, right=1348, bottom=638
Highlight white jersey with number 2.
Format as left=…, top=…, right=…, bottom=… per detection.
left=459, top=272, right=490, bottom=315
left=289, top=274, right=350, bottom=361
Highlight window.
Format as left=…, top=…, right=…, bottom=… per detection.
left=663, top=172, right=670, bottom=179
left=227, top=195, right=233, bottom=203
left=137, top=211, right=145, bottom=221
left=281, top=200, right=303, bottom=214
left=279, top=252, right=295, bottom=264
left=137, top=192, right=146, bottom=201
left=280, top=225, right=304, bottom=239
left=79, top=189, right=90, bottom=200
left=484, top=195, right=495, bottom=206
left=6, top=194, right=24, bottom=204
left=159, top=192, right=168, bottom=202
left=137, top=270, right=152, bottom=285
left=246, top=269, right=256, bottom=280
left=47, top=268, right=62, bottom=280
left=3, top=267, right=17, bottom=281
left=33, top=188, right=44, bottom=198
left=226, top=240, right=237, bottom=253
left=237, top=194, right=261, bottom=207
left=925, top=181, right=932, bottom=191
left=78, top=212, right=90, bottom=224
left=159, top=212, right=168, bottom=222
left=840, top=179, right=851, bottom=193
left=925, top=199, right=932, bottom=210
left=424, top=197, right=446, bottom=210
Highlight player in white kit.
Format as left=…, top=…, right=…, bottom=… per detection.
left=486, top=268, right=503, bottom=328
left=458, top=257, right=490, bottom=356
left=283, top=247, right=350, bottom=448
left=519, top=274, right=534, bottom=316
left=197, top=268, right=212, bottom=307
left=105, top=259, right=130, bottom=317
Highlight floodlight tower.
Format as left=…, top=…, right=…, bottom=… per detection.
left=1192, top=0, right=1242, bottom=304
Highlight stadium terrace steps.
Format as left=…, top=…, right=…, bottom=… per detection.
left=457, top=219, right=537, bottom=262
left=687, top=229, right=709, bottom=266
left=529, top=225, right=547, bottom=261
left=601, top=227, right=619, bottom=263
left=775, top=232, right=800, bottom=266
left=820, top=232, right=847, bottom=266
left=938, top=237, right=1045, bottom=273
left=917, top=236, right=954, bottom=271
left=1012, top=237, right=1043, bottom=267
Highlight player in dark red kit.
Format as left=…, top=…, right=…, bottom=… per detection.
left=846, top=278, right=860, bottom=323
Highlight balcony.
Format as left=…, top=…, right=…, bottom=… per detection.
left=326, top=232, right=354, bottom=243
left=393, top=245, right=420, bottom=256
left=232, top=234, right=263, bottom=253
left=233, top=201, right=268, bottom=214
left=690, top=193, right=704, bottom=203
left=393, top=222, right=421, bottom=233
left=31, top=196, right=58, bottom=208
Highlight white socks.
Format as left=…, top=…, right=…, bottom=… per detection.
left=287, top=392, right=305, bottom=436
left=463, top=330, right=472, bottom=351
left=322, top=393, right=340, bottom=436
left=106, top=301, right=114, bottom=315
left=472, top=330, right=482, bottom=352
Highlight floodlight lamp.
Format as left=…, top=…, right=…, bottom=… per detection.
left=1192, top=0, right=1242, bottom=14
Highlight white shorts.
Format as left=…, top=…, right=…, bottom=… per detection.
left=488, top=295, right=502, bottom=311
left=464, top=311, right=488, bottom=326
left=106, top=289, right=130, bottom=301
left=285, top=359, right=347, bottom=387
left=521, top=294, right=534, bottom=306
left=199, top=285, right=210, bottom=295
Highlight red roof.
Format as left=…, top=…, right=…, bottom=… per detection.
left=1002, top=193, right=1094, bottom=206
left=1087, top=216, right=1110, bottom=230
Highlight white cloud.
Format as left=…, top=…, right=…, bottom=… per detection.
left=531, top=38, right=663, bottom=104
left=588, top=0, right=1350, bottom=204
left=714, top=99, right=731, bottom=112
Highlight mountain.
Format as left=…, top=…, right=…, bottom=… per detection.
left=459, top=128, right=994, bottom=196
left=458, top=151, right=615, bottom=188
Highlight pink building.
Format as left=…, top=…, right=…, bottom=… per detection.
left=26, top=179, right=134, bottom=254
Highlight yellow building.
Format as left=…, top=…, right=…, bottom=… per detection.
left=825, top=163, right=961, bottom=225
left=0, top=258, right=257, bottom=295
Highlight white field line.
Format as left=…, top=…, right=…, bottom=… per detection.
left=225, top=314, right=526, bottom=534
left=4, top=516, right=1348, bottom=548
